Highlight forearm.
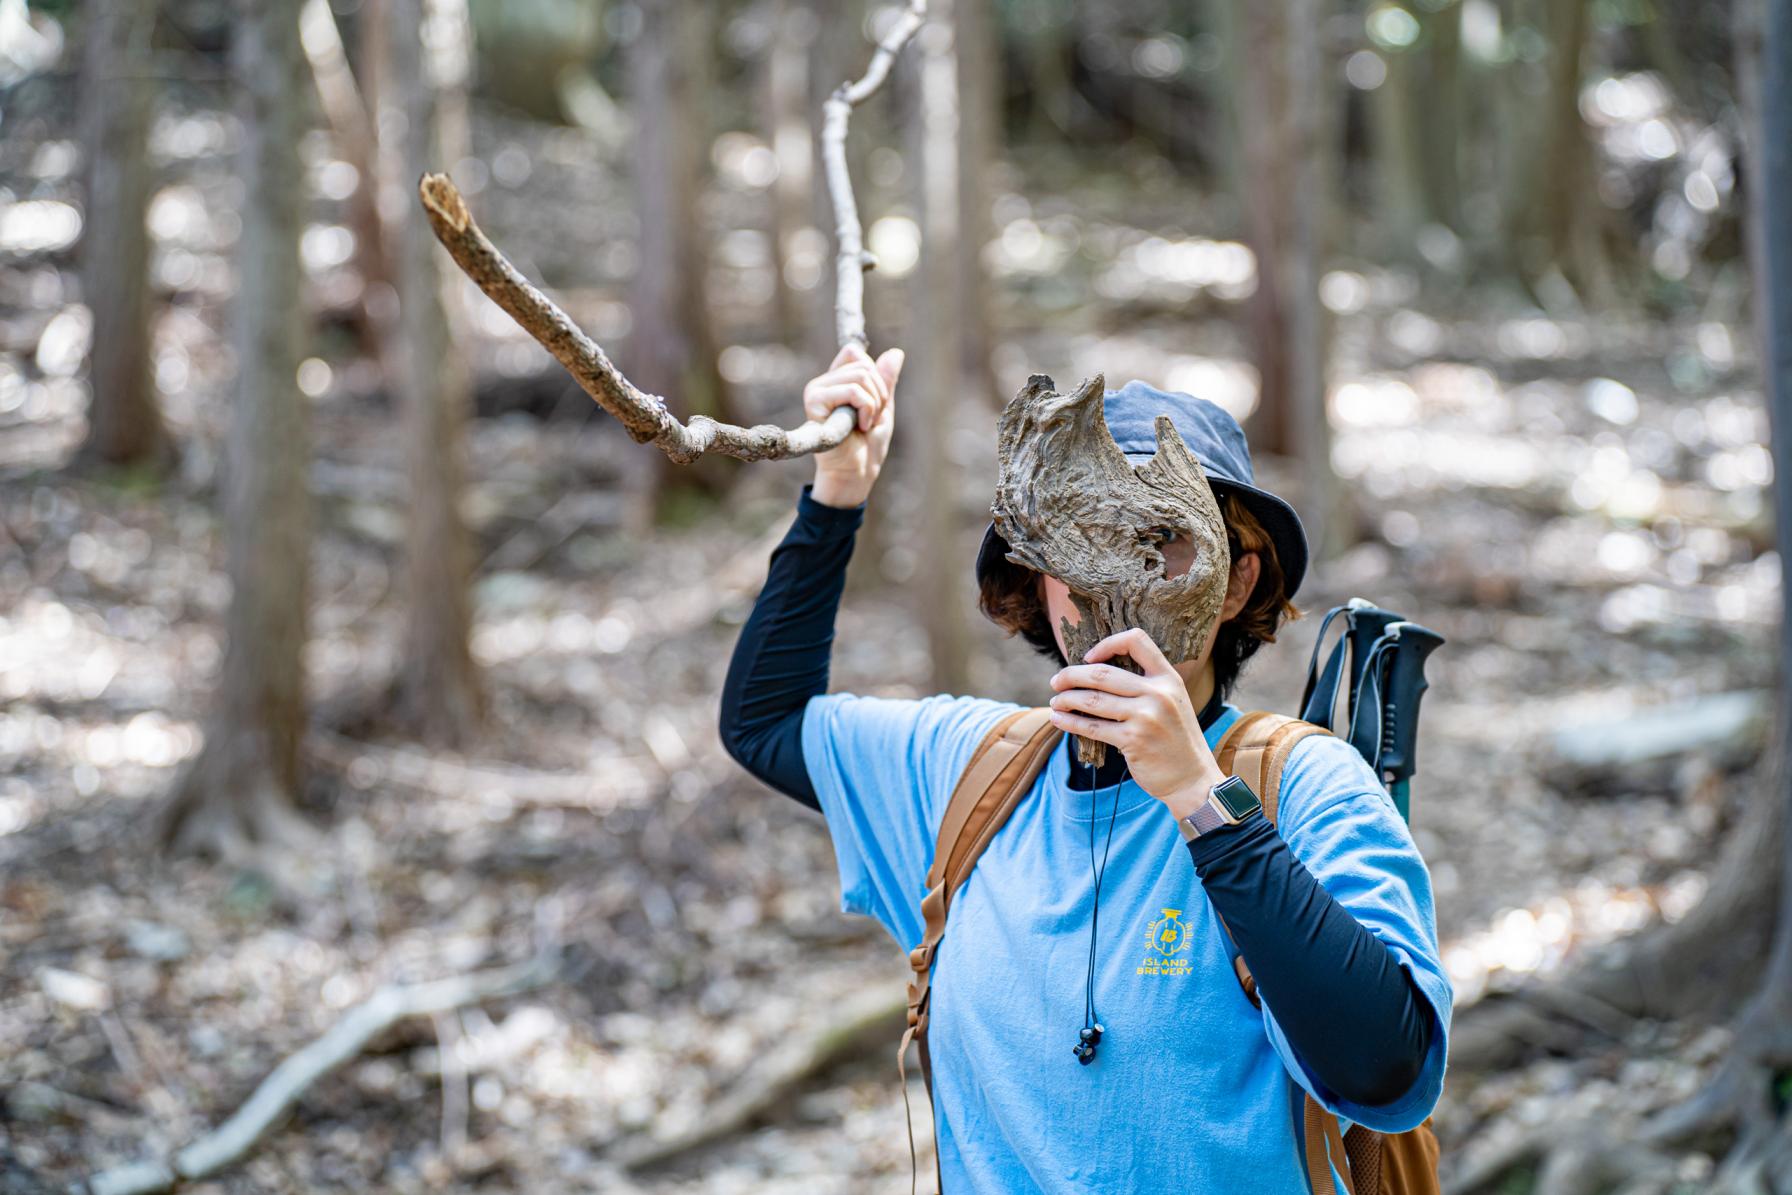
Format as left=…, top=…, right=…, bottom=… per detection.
left=718, top=482, right=864, bottom=809
left=1186, top=812, right=1436, bottom=1107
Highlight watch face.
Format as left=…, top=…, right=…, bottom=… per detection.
left=1213, top=775, right=1260, bottom=820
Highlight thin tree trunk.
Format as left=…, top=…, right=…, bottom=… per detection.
left=1503, top=0, right=1613, bottom=303
left=1285, top=0, right=1343, bottom=565
left=161, top=0, right=314, bottom=857
left=1233, top=0, right=1291, bottom=451
left=300, top=0, right=392, bottom=362
left=78, top=0, right=170, bottom=470
left=1230, top=0, right=1340, bottom=560
left=1720, top=0, right=1792, bottom=1134
left=766, top=0, right=817, bottom=347
left=1370, top=36, right=1428, bottom=263
left=910, top=5, right=971, bottom=695
left=631, top=0, right=736, bottom=505
left=954, top=0, right=1000, bottom=407
left=1419, top=1, right=1464, bottom=234
left=1618, top=18, right=1792, bottom=1172
left=386, top=0, right=482, bottom=745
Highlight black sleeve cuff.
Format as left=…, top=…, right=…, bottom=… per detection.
left=1183, top=807, right=1275, bottom=870
left=796, top=482, right=867, bottom=537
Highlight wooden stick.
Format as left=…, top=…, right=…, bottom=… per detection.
left=416, top=1, right=927, bottom=463
left=85, top=952, right=561, bottom=1195
left=823, top=0, right=928, bottom=348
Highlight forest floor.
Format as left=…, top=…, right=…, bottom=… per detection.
left=0, top=93, right=1780, bottom=1193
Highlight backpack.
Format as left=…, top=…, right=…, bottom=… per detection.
left=895, top=704, right=1443, bottom=1195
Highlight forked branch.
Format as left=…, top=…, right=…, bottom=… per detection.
left=417, top=1, right=928, bottom=464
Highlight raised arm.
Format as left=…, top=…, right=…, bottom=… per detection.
left=718, top=345, right=904, bottom=809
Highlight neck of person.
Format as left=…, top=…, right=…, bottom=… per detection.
left=1064, top=661, right=1227, bottom=792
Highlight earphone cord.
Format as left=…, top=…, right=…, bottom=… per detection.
left=1084, top=758, right=1130, bottom=1030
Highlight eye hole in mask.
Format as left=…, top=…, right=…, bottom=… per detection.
left=1142, top=526, right=1192, bottom=580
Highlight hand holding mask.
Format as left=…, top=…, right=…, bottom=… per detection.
left=990, top=374, right=1232, bottom=766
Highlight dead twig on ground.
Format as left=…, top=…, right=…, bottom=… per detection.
left=84, top=951, right=563, bottom=1195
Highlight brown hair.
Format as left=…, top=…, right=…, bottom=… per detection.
left=976, top=493, right=1303, bottom=702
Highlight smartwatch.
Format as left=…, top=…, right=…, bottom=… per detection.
left=1176, top=774, right=1261, bottom=842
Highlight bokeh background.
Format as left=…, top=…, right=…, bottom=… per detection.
left=3, top=0, right=1789, bottom=1192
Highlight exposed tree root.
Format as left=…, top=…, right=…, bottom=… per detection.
left=1452, top=750, right=1784, bottom=1073
left=156, top=732, right=319, bottom=865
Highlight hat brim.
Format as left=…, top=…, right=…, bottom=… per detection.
left=974, top=469, right=1308, bottom=602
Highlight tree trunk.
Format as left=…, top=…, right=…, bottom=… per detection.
left=385, top=0, right=483, bottom=745
left=1418, top=1, right=1464, bottom=236
left=1229, top=0, right=1343, bottom=563
left=1369, top=32, right=1428, bottom=264
left=300, top=0, right=393, bottom=363
left=765, top=0, right=817, bottom=348
left=909, top=5, right=972, bottom=696
left=77, top=0, right=170, bottom=471
left=954, top=0, right=1000, bottom=408
left=630, top=0, right=736, bottom=506
left=161, top=0, right=314, bottom=858
left=1502, top=0, right=1615, bottom=304
left=1675, top=0, right=1792, bottom=1174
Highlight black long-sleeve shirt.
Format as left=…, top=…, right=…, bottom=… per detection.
left=719, top=483, right=1435, bottom=1108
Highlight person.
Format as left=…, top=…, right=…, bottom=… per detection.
left=719, top=342, right=1452, bottom=1193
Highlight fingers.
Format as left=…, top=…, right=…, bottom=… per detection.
left=1082, top=627, right=1175, bottom=676
left=1049, top=687, right=1139, bottom=721
left=875, top=347, right=905, bottom=394
left=805, top=380, right=880, bottom=431
left=1050, top=662, right=1149, bottom=697
left=809, top=345, right=902, bottom=433
left=1046, top=706, right=1127, bottom=748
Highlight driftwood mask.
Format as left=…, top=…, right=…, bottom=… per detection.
left=991, top=374, right=1232, bottom=766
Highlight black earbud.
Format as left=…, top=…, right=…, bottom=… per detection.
left=1072, top=1023, right=1105, bottom=1065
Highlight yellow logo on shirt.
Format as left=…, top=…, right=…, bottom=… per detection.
left=1138, top=908, right=1193, bottom=977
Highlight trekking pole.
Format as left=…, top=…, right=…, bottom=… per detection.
left=1299, top=598, right=1403, bottom=732
left=1346, top=620, right=1445, bottom=821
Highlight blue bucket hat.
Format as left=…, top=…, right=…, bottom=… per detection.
left=975, top=379, right=1310, bottom=601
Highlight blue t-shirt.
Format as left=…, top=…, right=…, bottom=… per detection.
left=801, top=691, right=1452, bottom=1193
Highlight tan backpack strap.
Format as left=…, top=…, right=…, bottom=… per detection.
left=1216, top=711, right=1332, bottom=825
left=1219, top=715, right=1372, bottom=1195
left=898, top=705, right=1062, bottom=1195
left=1304, top=1095, right=1358, bottom=1195
left=927, top=707, right=1060, bottom=892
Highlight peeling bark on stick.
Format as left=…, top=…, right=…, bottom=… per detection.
left=421, top=172, right=859, bottom=462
